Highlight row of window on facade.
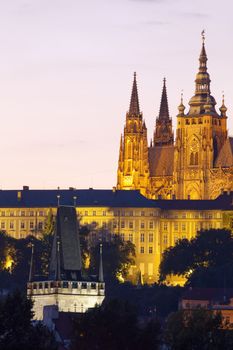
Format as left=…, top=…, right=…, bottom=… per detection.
left=0, top=210, right=45, bottom=217
left=161, top=212, right=220, bottom=219
left=80, top=210, right=157, bottom=217
left=140, top=246, right=154, bottom=254
left=84, top=220, right=155, bottom=230
left=0, top=221, right=44, bottom=230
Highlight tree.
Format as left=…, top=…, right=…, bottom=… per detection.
left=165, top=308, right=233, bottom=350
left=0, top=290, right=57, bottom=350
left=71, top=299, right=161, bottom=350
left=89, top=235, right=135, bottom=282
left=159, top=229, right=233, bottom=287
left=40, top=209, right=55, bottom=276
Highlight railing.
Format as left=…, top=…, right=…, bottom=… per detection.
left=27, top=280, right=105, bottom=296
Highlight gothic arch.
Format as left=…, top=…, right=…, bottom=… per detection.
left=186, top=183, right=201, bottom=199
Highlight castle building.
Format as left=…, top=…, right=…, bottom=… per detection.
left=1, top=187, right=233, bottom=284
left=117, top=36, right=233, bottom=200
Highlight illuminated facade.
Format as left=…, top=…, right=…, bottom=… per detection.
left=1, top=188, right=233, bottom=284
left=117, top=36, right=233, bottom=200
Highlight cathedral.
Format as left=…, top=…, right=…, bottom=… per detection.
left=117, top=35, right=233, bottom=200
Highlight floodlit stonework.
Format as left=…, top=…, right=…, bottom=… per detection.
left=28, top=280, right=105, bottom=320
left=117, top=36, right=233, bottom=200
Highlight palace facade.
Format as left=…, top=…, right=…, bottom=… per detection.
left=1, top=187, right=233, bottom=284
left=117, top=37, right=233, bottom=200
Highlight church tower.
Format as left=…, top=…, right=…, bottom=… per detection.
left=117, top=73, right=150, bottom=196
left=174, top=33, right=228, bottom=199
left=153, top=78, right=173, bottom=145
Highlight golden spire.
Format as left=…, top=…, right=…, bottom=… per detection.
left=219, top=91, right=227, bottom=117
left=178, top=90, right=185, bottom=115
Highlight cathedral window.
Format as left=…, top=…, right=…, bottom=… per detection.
left=163, top=235, right=168, bottom=245
left=190, top=152, right=198, bottom=165
left=129, top=221, right=134, bottom=229
left=121, top=221, right=125, bottom=229
left=129, top=233, right=133, bottom=242
left=10, top=221, right=14, bottom=229
left=141, top=211, right=145, bottom=216
left=163, top=223, right=168, bottom=231
left=149, top=247, right=153, bottom=254
left=140, top=233, right=145, bottom=242
left=174, top=223, right=178, bottom=231
left=120, top=233, right=125, bottom=241
left=140, top=246, right=144, bottom=254
left=182, top=223, right=186, bottom=231
left=20, top=221, right=25, bottom=229
left=93, top=211, right=96, bottom=216
left=149, top=233, right=153, bottom=242
left=141, top=221, right=145, bottom=229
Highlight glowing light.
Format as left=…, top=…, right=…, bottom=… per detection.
left=5, top=255, right=14, bottom=271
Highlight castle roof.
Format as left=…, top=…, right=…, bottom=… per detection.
left=0, top=188, right=233, bottom=210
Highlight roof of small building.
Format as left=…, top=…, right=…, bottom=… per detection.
left=181, top=288, right=233, bottom=302
left=0, top=188, right=232, bottom=210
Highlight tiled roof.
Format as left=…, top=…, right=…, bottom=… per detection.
left=0, top=188, right=232, bottom=210
left=182, top=288, right=233, bottom=301
left=215, top=137, right=233, bottom=167
left=148, top=144, right=174, bottom=176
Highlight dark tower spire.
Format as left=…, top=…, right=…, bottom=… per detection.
left=98, top=243, right=104, bottom=282
left=153, top=78, right=173, bottom=146
left=129, top=72, right=140, bottom=116
left=28, top=243, right=34, bottom=282
left=159, top=78, right=169, bottom=120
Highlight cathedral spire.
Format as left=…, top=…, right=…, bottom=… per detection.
left=153, top=78, right=173, bottom=145
left=195, top=30, right=211, bottom=95
left=188, top=31, right=217, bottom=115
left=159, top=78, right=169, bottom=120
left=129, top=72, right=140, bottom=116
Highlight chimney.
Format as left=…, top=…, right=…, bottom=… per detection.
left=17, top=191, right=22, bottom=201
left=23, top=186, right=29, bottom=191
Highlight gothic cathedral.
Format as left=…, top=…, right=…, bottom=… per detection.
left=117, top=36, right=233, bottom=200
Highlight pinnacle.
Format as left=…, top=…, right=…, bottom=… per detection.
left=158, top=78, right=169, bottom=120
left=129, top=72, right=140, bottom=116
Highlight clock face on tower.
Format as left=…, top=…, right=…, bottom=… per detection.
left=124, top=176, right=133, bottom=186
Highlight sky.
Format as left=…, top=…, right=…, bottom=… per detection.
left=0, top=0, right=232, bottom=190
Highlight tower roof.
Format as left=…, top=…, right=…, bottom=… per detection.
left=49, top=206, right=82, bottom=281
left=129, top=72, right=140, bottom=116
left=188, top=32, right=217, bottom=115
left=158, top=78, right=169, bottom=120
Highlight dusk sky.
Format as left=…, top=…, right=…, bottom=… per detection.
left=0, top=0, right=232, bottom=189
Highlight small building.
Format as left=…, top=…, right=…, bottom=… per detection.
left=27, top=205, right=105, bottom=320
left=180, top=288, right=233, bottom=324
